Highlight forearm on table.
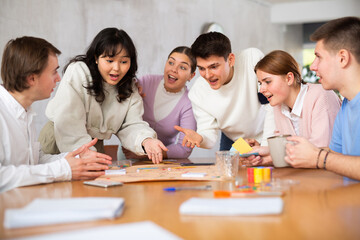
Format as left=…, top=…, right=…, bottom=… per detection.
left=0, top=159, right=71, bottom=192
left=317, top=151, right=360, bottom=180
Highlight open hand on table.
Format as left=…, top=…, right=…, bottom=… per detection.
left=142, top=138, right=168, bottom=164
left=174, top=125, right=202, bottom=148
left=65, top=138, right=112, bottom=180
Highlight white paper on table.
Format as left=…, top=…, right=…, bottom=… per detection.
left=105, top=169, right=126, bottom=175
left=179, top=197, right=283, bottom=216
left=16, top=221, right=182, bottom=240
left=181, top=172, right=206, bottom=178
left=4, top=197, right=124, bottom=229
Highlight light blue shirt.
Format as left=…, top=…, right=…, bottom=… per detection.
left=329, top=92, right=360, bottom=155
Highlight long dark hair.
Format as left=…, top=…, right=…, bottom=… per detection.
left=64, top=28, right=138, bottom=102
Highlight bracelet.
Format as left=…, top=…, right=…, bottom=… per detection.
left=323, top=151, right=330, bottom=170
left=316, top=149, right=324, bottom=169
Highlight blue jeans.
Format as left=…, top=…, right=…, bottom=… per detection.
left=220, top=132, right=234, bottom=151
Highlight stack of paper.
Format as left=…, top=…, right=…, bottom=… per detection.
left=179, top=197, right=283, bottom=216
left=16, top=221, right=181, bottom=240
left=4, top=197, right=124, bottom=229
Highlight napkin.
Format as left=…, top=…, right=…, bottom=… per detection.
left=179, top=197, right=283, bottom=216
left=4, top=197, right=124, bottom=229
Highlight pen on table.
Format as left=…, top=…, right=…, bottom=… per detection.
left=180, top=163, right=214, bottom=166
left=163, top=185, right=212, bottom=192
left=214, top=190, right=284, bottom=198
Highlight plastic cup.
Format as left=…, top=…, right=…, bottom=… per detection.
left=216, top=151, right=240, bottom=180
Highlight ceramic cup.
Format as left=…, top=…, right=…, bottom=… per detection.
left=216, top=151, right=240, bottom=180
left=267, top=135, right=291, bottom=168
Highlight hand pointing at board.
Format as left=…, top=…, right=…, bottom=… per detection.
left=174, top=126, right=203, bottom=149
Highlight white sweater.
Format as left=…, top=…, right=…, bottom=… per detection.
left=45, top=62, right=156, bottom=154
left=189, top=48, right=274, bottom=148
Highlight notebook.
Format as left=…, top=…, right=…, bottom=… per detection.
left=179, top=197, right=283, bottom=216
left=4, top=197, right=124, bottom=229
left=15, top=221, right=181, bottom=240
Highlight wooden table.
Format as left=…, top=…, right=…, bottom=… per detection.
left=1, top=160, right=360, bottom=240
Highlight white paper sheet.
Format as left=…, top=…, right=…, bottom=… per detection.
left=179, top=197, right=283, bottom=216
left=17, top=221, right=182, bottom=240
left=105, top=169, right=126, bottom=175
left=4, top=197, right=124, bottom=229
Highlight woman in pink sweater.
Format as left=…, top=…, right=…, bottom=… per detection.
left=247, top=50, right=341, bottom=166
left=119, top=46, right=197, bottom=159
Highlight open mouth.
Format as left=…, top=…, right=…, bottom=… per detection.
left=266, top=94, right=273, bottom=101
left=317, top=75, right=322, bottom=83
left=110, top=74, right=119, bottom=81
left=208, top=79, right=218, bottom=85
left=168, top=74, right=178, bottom=83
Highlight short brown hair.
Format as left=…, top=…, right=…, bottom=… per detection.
left=1, top=36, right=61, bottom=92
left=254, top=50, right=302, bottom=85
left=310, top=16, right=360, bottom=63
left=191, top=32, right=232, bottom=60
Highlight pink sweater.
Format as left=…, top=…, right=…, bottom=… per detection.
left=273, top=84, right=341, bottom=147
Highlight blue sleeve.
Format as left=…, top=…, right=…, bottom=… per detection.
left=329, top=105, right=343, bottom=153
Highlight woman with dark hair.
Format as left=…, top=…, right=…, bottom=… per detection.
left=246, top=50, right=341, bottom=166
left=39, top=28, right=167, bottom=164
left=119, top=46, right=197, bottom=160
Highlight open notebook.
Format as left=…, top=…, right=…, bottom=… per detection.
left=4, top=197, right=124, bottom=229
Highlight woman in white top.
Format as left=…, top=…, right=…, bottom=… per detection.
left=39, top=28, right=167, bottom=164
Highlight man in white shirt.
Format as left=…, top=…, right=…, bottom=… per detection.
left=175, top=32, right=273, bottom=150
left=0, top=36, right=112, bottom=192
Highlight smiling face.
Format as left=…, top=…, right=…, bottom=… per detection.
left=163, top=52, right=195, bottom=93
left=257, top=69, right=292, bottom=107
left=310, top=40, right=339, bottom=91
left=196, top=53, right=234, bottom=90
left=32, top=53, right=61, bottom=100
left=97, top=45, right=131, bottom=85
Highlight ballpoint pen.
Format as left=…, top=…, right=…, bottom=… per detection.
left=180, top=163, right=214, bottom=166
left=163, top=185, right=212, bottom=191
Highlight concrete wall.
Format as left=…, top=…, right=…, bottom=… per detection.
left=0, top=0, right=298, bottom=158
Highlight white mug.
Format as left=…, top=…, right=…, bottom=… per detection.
left=267, top=135, right=291, bottom=168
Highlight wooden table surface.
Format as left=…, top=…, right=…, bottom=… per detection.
left=1, top=160, right=360, bottom=240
